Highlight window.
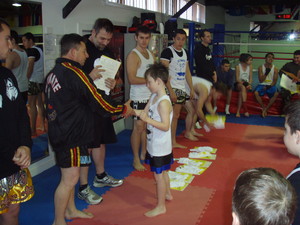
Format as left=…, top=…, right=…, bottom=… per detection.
left=107, top=0, right=205, bottom=23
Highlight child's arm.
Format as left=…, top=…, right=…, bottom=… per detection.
left=133, top=99, right=151, bottom=117
left=258, top=65, right=265, bottom=83
left=139, top=100, right=171, bottom=132
left=272, top=67, right=279, bottom=86
left=235, top=65, right=240, bottom=82
left=249, top=65, right=253, bottom=84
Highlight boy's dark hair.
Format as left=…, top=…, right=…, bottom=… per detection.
left=10, top=30, right=19, bottom=44
left=135, top=25, right=151, bottom=37
left=144, top=63, right=169, bottom=84
left=294, top=50, right=300, bottom=56
left=93, top=18, right=114, bottom=34
left=22, top=32, right=35, bottom=42
left=60, top=33, right=84, bottom=56
left=232, top=167, right=297, bottom=225
left=173, top=29, right=187, bottom=38
left=221, top=59, right=230, bottom=65
left=239, top=53, right=252, bottom=63
left=0, top=18, right=9, bottom=32
left=284, top=100, right=300, bottom=134
left=199, top=29, right=210, bottom=39
left=265, top=52, right=274, bottom=58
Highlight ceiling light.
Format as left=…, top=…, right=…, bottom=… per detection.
left=288, top=33, right=295, bottom=40
left=12, top=3, right=22, bottom=7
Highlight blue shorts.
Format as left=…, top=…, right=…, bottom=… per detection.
left=255, top=85, right=277, bottom=98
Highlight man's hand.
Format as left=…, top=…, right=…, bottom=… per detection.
left=105, top=78, right=116, bottom=90
left=190, top=89, right=195, bottom=100
left=123, top=100, right=133, bottom=118
left=89, top=65, right=105, bottom=81
left=13, top=146, right=31, bottom=169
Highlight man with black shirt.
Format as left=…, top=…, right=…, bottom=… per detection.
left=78, top=18, right=124, bottom=205
left=279, top=50, right=300, bottom=108
left=22, top=32, right=45, bottom=136
left=194, top=30, right=217, bottom=84
left=0, top=18, right=34, bottom=225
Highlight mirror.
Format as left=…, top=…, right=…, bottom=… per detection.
left=2, top=0, right=48, bottom=163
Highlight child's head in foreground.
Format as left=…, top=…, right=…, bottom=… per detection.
left=144, top=63, right=169, bottom=92
left=284, top=100, right=300, bottom=157
left=232, top=167, right=296, bottom=225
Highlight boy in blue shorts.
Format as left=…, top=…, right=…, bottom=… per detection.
left=254, top=53, right=279, bottom=117
left=134, top=63, right=173, bottom=217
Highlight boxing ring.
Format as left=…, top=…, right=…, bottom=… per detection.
left=187, top=23, right=300, bottom=115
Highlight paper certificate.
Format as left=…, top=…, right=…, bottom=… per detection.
left=280, top=74, right=300, bottom=94
left=93, top=55, right=121, bottom=95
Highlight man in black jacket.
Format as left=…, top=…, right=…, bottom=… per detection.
left=0, top=19, right=34, bottom=225
left=44, top=33, right=132, bottom=225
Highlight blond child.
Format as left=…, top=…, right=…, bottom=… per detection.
left=134, top=63, right=173, bottom=217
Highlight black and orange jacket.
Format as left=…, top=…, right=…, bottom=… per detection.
left=44, top=58, right=125, bottom=151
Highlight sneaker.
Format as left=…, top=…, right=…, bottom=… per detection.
left=77, top=185, right=103, bottom=205
left=195, top=121, right=202, bottom=129
left=93, top=174, right=123, bottom=188
left=225, top=109, right=230, bottom=115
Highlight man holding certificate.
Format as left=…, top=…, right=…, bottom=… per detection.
left=78, top=18, right=124, bottom=205
left=279, top=50, right=300, bottom=108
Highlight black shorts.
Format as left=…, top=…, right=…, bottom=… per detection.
left=167, top=88, right=188, bottom=104
left=88, top=116, right=117, bottom=148
left=55, top=145, right=91, bottom=168
left=145, top=152, right=174, bottom=174
left=130, top=100, right=148, bottom=120
left=28, top=82, right=43, bottom=96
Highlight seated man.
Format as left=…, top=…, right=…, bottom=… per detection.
left=254, top=53, right=279, bottom=117
left=214, top=59, right=234, bottom=115
left=232, top=167, right=296, bottom=225
left=279, top=50, right=300, bottom=108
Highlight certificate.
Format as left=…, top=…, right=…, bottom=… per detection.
left=93, top=55, right=121, bottom=95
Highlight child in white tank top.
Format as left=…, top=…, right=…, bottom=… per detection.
left=134, top=63, right=173, bottom=217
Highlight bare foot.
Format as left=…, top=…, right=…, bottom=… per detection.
left=52, top=221, right=68, bottom=225
left=140, top=152, right=146, bottom=161
left=262, top=109, right=267, bottom=118
left=166, top=193, right=173, bottom=201
left=65, top=209, right=94, bottom=220
left=244, top=112, right=249, bottom=117
left=172, top=143, right=187, bottom=149
left=144, top=206, right=166, bottom=217
left=236, top=113, right=240, bottom=117
left=191, top=131, right=203, bottom=137
left=184, top=133, right=199, bottom=141
left=133, top=161, right=146, bottom=171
